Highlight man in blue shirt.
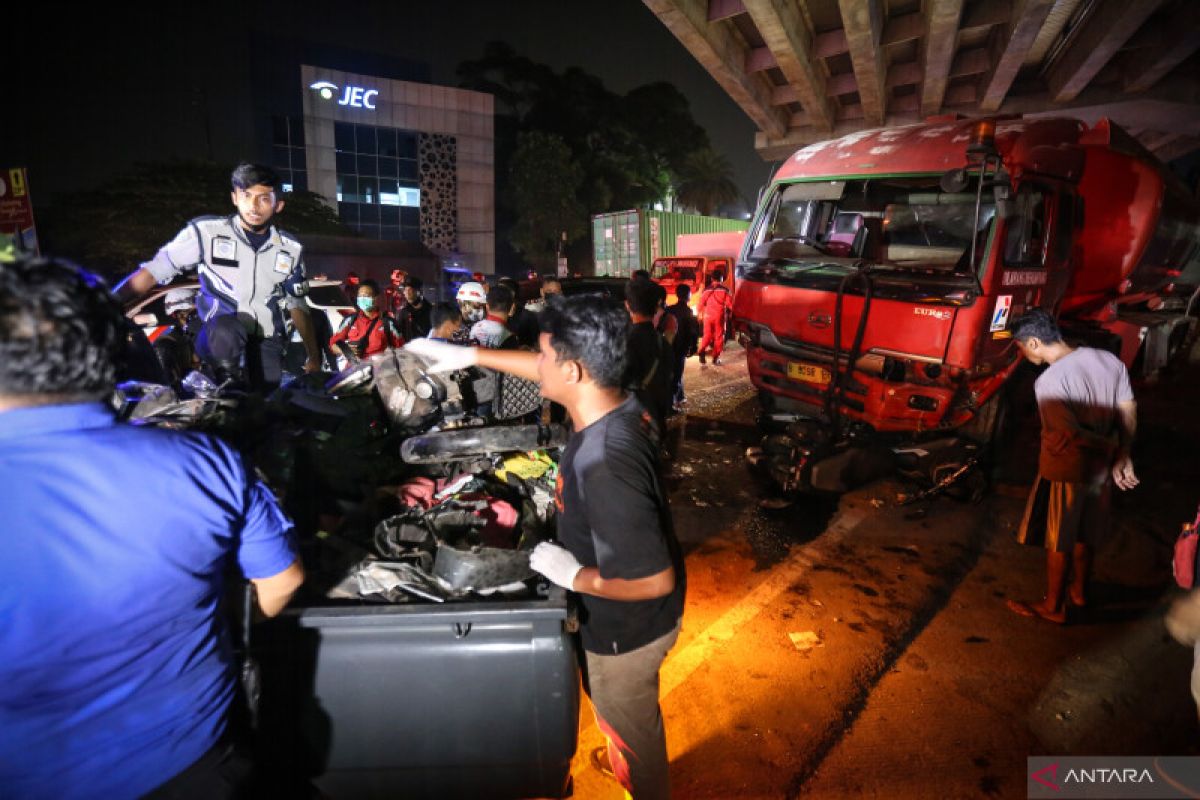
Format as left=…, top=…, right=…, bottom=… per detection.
left=0, top=255, right=305, bottom=798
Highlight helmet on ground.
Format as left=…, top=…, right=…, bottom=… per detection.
left=165, top=288, right=198, bottom=316
left=456, top=281, right=486, bottom=304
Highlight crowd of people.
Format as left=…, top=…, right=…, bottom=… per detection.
left=11, top=158, right=1179, bottom=800
left=3, top=162, right=693, bottom=799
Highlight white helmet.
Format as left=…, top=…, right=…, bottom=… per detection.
left=165, top=288, right=198, bottom=316
left=456, top=281, right=486, bottom=304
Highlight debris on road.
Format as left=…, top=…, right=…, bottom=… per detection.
left=789, top=631, right=824, bottom=652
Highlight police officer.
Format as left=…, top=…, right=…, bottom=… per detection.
left=118, top=163, right=321, bottom=389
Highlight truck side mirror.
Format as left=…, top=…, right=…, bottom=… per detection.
left=940, top=169, right=968, bottom=194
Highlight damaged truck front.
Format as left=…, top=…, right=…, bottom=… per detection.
left=735, top=117, right=1200, bottom=495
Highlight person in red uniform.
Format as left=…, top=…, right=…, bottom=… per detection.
left=696, top=270, right=733, bottom=365
left=329, top=279, right=403, bottom=361
left=384, top=268, right=409, bottom=317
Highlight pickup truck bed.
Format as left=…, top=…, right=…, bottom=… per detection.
left=255, top=588, right=579, bottom=799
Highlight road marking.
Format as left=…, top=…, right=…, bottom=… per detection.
left=659, top=507, right=865, bottom=698
left=570, top=507, right=869, bottom=785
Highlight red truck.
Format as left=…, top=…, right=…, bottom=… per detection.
left=652, top=231, right=745, bottom=308
left=733, top=116, right=1200, bottom=494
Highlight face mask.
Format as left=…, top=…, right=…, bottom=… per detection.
left=357, top=297, right=376, bottom=312
left=463, top=305, right=485, bottom=323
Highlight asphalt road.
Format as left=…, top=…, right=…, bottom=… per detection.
left=567, top=341, right=1200, bottom=800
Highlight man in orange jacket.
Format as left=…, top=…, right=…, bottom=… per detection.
left=696, top=271, right=733, bottom=365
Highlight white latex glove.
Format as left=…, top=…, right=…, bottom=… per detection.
left=403, top=338, right=477, bottom=373
left=529, top=542, right=583, bottom=590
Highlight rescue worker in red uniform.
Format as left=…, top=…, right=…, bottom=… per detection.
left=384, top=269, right=409, bottom=318
left=329, top=279, right=403, bottom=361
left=696, top=270, right=733, bottom=365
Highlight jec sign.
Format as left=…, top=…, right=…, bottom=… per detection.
left=309, top=81, right=378, bottom=110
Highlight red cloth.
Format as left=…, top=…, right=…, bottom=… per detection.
left=393, top=478, right=520, bottom=548
left=329, top=311, right=404, bottom=357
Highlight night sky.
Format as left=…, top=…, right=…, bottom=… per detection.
left=7, top=0, right=768, bottom=211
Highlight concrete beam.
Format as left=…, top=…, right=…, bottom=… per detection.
left=1142, top=131, right=1182, bottom=151
left=882, top=12, right=924, bottom=46
left=1007, top=74, right=1200, bottom=133
left=707, top=0, right=745, bottom=22
left=825, top=72, right=859, bottom=97
left=837, top=0, right=888, bottom=125
left=814, top=29, right=849, bottom=59
left=1121, top=4, right=1200, bottom=93
left=745, top=46, right=778, bottom=73
left=744, top=0, right=837, bottom=130
left=961, top=0, right=1011, bottom=33
left=979, top=0, right=1056, bottom=112
left=771, top=84, right=801, bottom=105
left=945, top=82, right=979, bottom=107
left=1046, top=0, right=1163, bottom=103
left=950, top=48, right=992, bottom=78
left=921, top=0, right=966, bottom=117
left=1153, top=136, right=1200, bottom=164
left=886, top=62, right=923, bottom=89
left=643, top=0, right=789, bottom=137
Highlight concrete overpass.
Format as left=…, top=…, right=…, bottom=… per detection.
left=643, top=0, right=1200, bottom=163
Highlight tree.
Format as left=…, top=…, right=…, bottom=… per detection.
left=507, top=131, right=587, bottom=270
left=38, top=160, right=348, bottom=278
left=674, top=147, right=742, bottom=216
left=458, top=44, right=716, bottom=269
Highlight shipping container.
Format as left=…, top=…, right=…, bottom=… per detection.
left=592, top=210, right=748, bottom=277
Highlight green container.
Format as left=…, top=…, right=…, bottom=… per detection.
left=591, top=210, right=748, bottom=277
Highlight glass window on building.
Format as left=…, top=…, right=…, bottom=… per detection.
left=333, top=121, right=426, bottom=241
left=270, top=116, right=309, bottom=194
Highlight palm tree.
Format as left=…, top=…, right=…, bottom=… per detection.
left=674, top=148, right=741, bottom=216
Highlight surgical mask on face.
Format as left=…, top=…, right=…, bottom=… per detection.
left=357, top=297, right=376, bottom=312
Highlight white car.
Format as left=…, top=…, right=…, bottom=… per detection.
left=126, top=278, right=356, bottom=371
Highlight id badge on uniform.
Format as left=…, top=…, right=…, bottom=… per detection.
left=274, top=251, right=295, bottom=275
left=212, top=236, right=237, bottom=264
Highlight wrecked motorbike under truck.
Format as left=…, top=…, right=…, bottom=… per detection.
left=120, top=348, right=580, bottom=799
left=735, top=117, right=1200, bottom=497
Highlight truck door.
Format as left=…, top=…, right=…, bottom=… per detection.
left=977, top=183, right=1073, bottom=364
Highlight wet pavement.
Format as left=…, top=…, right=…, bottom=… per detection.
left=568, top=340, right=1200, bottom=799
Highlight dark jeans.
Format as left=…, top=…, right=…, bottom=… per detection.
left=142, top=738, right=253, bottom=800
left=196, top=315, right=286, bottom=390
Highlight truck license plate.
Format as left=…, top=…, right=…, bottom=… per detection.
left=787, top=362, right=831, bottom=385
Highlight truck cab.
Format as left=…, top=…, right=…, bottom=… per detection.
left=735, top=116, right=1198, bottom=494
left=652, top=255, right=734, bottom=309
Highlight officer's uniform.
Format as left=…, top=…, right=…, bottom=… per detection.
left=142, top=214, right=308, bottom=387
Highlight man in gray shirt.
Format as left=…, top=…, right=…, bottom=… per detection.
left=1007, top=309, right=1138, bottom=623
left=118, top=163, right=321, bottom=389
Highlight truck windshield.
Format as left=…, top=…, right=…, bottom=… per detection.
left=749, top=177, right=996, bottom=275
left=651, top=258, right=700, bottom=281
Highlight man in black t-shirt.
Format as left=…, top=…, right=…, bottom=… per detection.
left=404, top=296, right=685, bottom=800
left=396, top=276, right=432, bottom=341
left=624, top=278, right=675, bottom=435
